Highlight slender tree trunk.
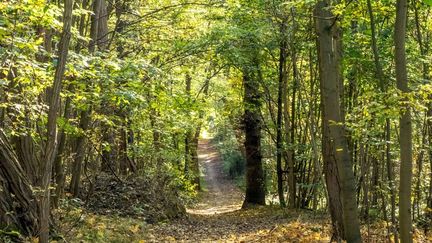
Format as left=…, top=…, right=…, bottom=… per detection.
left=367, top=0, right=398, bottom=240
left=288, top=48, right=298, bottom=209
left=413, top=0, right=432, bottom=223
left=39, top=0, right=73, bottom=241
left=428, top=106, right=432, bottom=221
left=69, top=0, right=100, bottom=189
left=394, top=0, right=413, bottom=242
left=276, top=19, right=288, bottom=207
left=119, top=120, right=129, bottom=175
left=70, top=110, right=91, bottom=196
left=53, top=84, right=73, bottom=207
left=315, top=1, right=361, bottom=242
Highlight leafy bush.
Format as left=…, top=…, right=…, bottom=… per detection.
left=213, top=123, right=245, bottom=180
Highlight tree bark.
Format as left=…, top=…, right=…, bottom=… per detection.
left=315, top=1, right=361, bottom=242
left=394, top=0, right=413, bottom=242
left=70, top=110, right=91, bottom=196
left=242, top=61, right=265, bottom=207
left=0, top=130, right=39, bottom=236
left=39, top=0, right=73, bottom=241
left=276, top=18, right=288, bottom=207
left=366, top=0, right=398, bottom=240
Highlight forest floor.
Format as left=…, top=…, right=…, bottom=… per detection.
left=142, top=139, right=332, bottom=242
left=63, top=139, right=432, bottom=242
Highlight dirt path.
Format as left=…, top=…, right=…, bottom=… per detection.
left=186, top=139, right=244, bottom=215
left=144, top=139, right=331, bottom=242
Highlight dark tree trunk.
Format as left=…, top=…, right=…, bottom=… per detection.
left=70, top=110, right=91, bottom=196
left=183, top=73, right=200, bottom=189
left=242, top=64, right=265, bottom=207
left=53, top=84, right=73, bottom=207
left=0, top=130, right=39, bottom=236
left=276, top=18, right=288, bottom=207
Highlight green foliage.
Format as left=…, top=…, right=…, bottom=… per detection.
left=213, top=121, right=245, bottom=180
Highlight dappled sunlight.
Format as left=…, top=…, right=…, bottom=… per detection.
left=146, top=206, right=333, bottom=242
left=186, top=204, right=242, bottom=215
left=201, top=129, right=210, bottom=139
left=186, top=139, right=244, bottom=215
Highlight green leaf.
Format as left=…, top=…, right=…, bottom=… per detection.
left=425, top=0, right=432, bottom=6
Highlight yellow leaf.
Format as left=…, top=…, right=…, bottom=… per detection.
left=129, top=224, right=140, bottom=234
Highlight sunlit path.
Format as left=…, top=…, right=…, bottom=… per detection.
left=187, top=139, right=244, bottom=215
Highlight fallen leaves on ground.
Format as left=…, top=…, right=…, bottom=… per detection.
left=144, top=206, right=331, bottom=243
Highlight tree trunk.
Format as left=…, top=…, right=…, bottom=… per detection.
left=288, top=46, right=298, bottom=209
left=315, top=1, right=361, bottom=242
left=39, top=0, right=73, bottom=241
left=70, top=110, right=91, bottom=196
left=69, top=0, right=99, bottom=194
left=242, top=63, right=265, bottom=207
left=0, top=130, right=39, bottom=236
left=276, top=18, right=288, bottom=207
left=394, top=0, right=413, bottom=242
left=428, top=106, right=432, bottom=221
left=366, top=0, right=399, bottom=240
left=53, top=84, right=73, bottom=207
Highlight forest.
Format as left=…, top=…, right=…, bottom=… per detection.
left=0, top=0, right=431, bottom=242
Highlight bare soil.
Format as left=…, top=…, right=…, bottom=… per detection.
left=187, top=139, right=244, bottom=215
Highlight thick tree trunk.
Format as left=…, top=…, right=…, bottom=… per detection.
left=315, top=1, right=361, bottom=242
left=0, top=130, right=39, bottom=236
left=242, top=64, right=265, bottom=207
left=322, top=120, right=345, bottom=241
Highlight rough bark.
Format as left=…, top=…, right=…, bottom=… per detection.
left=0, top=130, right=39, bottom=236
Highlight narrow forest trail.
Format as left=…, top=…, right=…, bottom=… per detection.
left=144, top=139, right=331, bottom=242
left=186, top=139, right=244, bottom=215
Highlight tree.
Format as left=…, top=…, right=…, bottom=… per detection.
left=276, top=17, right=288, bottom=207
left=394, top=0, right=413, bottom=241
left=315, top=0, right=361, bottom=241
left=0, top=0, right=73, bottom=241
left=242, top=58, right=266, bottom=207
